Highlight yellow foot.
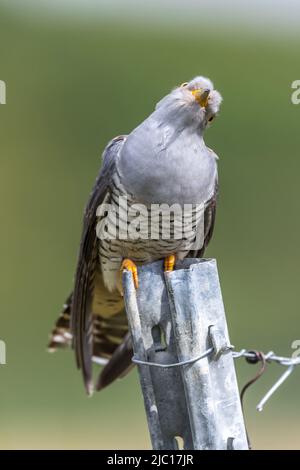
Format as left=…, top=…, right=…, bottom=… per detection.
left=121, top=259, right=139, bottom=289
left=164, top=254, right=176, bottom=272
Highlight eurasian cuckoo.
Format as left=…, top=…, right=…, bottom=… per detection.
left=48, top=76, right=222, bottom=394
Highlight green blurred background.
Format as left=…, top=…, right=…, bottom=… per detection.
left=0, top=0, right=300, bottom=449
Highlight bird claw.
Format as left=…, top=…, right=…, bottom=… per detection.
left=121, top=259, right=139, bottom=289
left=164, top=254, right=176, bottom=272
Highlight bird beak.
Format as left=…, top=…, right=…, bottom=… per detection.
left=191, top=88, right=210, bottom=107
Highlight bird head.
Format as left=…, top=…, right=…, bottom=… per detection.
left=155, top=76, right=222, bottom=132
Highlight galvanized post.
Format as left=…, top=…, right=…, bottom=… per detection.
left=122, top=258, right=248, bottom=450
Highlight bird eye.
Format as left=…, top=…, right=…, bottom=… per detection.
left=180, top=82, right=188, bottom=88
left=208, top=115, right=215, bottom=122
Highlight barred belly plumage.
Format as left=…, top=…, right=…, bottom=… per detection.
left=96, top=169, right=204, bottom=292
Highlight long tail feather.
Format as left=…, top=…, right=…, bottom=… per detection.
left=49, top=294, right=134, bottom=391
left=96, top=332, right=133, bottom=391
left=48, top=293, right=73, bottom=352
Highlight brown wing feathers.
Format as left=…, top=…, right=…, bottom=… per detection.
left=71, top=136, right=126, bottom=394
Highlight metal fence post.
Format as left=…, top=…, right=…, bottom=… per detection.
left=122, top=258, right=248, bottom=450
